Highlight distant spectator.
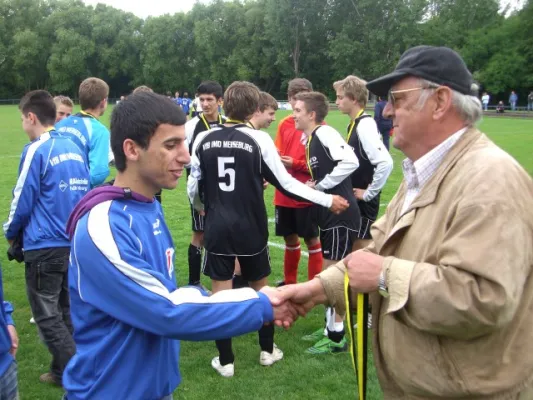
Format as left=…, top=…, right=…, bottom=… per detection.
left=528, top=91, right=533, bottom=112
left=174, top=91, right=181, bottom=107
left=496, top=101, right=505, bottom=113
left=374, top=96, right=393, bottom=150
left=180, top=91, right=192, bottom=116
left=191, top=93, right=202, bottom=118
left=481, top=92, right=490, bottom=111
left=116, top=95, right=125, bottom=105
left=509, top=91, right=518, bottom=111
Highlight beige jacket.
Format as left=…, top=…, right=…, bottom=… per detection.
left=319, top=128, right=533, bottom=399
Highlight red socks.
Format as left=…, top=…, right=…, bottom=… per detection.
left=307, top=242, right=323, bottom=280
left=283, top=242, right=301, bottom=284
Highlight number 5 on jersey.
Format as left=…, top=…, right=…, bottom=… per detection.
left=218, top=157, right=235, bottom=192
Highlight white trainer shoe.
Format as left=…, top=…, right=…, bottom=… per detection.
left=211, top=356, right=234, bottom=378
left=259, top=344, right=284, bottom=366
left=29, top=317, right=35, bottom=324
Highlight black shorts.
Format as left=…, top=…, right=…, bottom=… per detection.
left=190, top=204, right=205, bottom=232
left=320, top=227, right=357, bottom=261
left=275, top=206, right=319, bottom=239
left=356, top=216, right=375, bottom=240
left=202, top=247, right=271, bottom=282
left=356, top=194, right=380, bottom=240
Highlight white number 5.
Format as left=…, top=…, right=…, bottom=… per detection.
left=217, top=157, right=235, bottom=192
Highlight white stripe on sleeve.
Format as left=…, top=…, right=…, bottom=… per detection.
left=86, top=201, right=260, bottom=306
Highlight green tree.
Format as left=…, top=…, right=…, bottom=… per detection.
left=48, top=28, right=95, bottom=94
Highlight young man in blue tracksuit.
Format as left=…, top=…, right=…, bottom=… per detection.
left=62, top=91, right=300, bottom=400
left=55, top=77, right=111, bottom=187
left=3, top=90, right=90, bottom=386
left=0, top=264, right=18, bottom=400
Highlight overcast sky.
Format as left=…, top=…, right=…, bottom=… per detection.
left=82, top=0, right=207, bottom=19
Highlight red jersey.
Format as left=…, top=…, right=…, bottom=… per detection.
left=273, top=116, right=312, bottom=208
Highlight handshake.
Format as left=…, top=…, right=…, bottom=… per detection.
left=256, top=250, right=386, bottom=328
left=258, top=280, right=328, bottom=328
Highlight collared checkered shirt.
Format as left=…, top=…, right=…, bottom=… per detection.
left=401, top=128, right=467, bottom=214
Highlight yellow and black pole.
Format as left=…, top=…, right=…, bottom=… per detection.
left=344, top=273, right=368, bottom=400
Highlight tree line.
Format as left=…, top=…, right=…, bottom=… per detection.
left=0, top=0, right=531, bottom=103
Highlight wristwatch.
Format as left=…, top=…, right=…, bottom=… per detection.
left=378, top=269, right=389, bottom=298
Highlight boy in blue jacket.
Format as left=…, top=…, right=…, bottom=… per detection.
left=3, top=90, right=90, bottom=386
left=0, top=264, right=18, bottom=400
left=56, top=77, right=111, bottom=187
left=62, top=91, right=301, bottom=400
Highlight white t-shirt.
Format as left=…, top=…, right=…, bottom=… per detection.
left=192, top=97, right=203, bottom=112
left=481, top=94, right=490, bottom=104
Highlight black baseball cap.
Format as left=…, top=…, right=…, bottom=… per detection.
left=366, top=46, right=475, bottom=97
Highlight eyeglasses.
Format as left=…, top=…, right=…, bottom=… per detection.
left=387, top=87, right=425, bottom=106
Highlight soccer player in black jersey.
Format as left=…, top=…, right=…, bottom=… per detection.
left=185, top=81, right=226, bottom=290
left=334, top=76, right=393, bottom=251
left=293, top=91, right=361, bottom=354
left=231, top=91, right=279, bottom=289
left=187, top=81, right=348, bottom=377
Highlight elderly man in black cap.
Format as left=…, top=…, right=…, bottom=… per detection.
left=273, top=46, right=533, bottom=399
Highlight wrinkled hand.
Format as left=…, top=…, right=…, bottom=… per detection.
left=259, top=286, right=300, bottom=329
left=344, top=250, right=384, bottom=292
left=353, top=188, right=366, bottom=200
left=7, top=325, right=18, bottom=358
left=273, top=281, right=327, bottom=326
left=329, top=195, right=349, bottom=214
left=280, top=156, right=294, bottom=168
left=306, top=180, right=316, bottom=188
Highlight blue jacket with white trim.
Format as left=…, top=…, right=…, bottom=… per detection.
left=3, top=131, right=90, bottom=251
left=0, top=265, right=15, bottom=378
left=55, top=112, right=110, bottom=187
left=64, top=198, right=273, bottom=400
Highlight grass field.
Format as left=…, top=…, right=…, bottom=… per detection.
left=0, top=105, right=531, bottom=399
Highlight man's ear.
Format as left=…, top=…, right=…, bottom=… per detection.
left=432, top=87, right=453, bottom=121
left=123, top=138, right=142, bottom=163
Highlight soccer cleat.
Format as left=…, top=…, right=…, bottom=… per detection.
left=259, top=344, right=284, bottom=366
left=211, top=357, right=234, bottom=378
left=301, top=327, right=326, bottom=342
left=305, top=337, right=348, bottom=354
left=30, top=317, right=35, bottom=324
left=275, top=280, right=286, bottom=288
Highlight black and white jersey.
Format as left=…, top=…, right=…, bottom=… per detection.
left=306, top=125, right=360, bottom=231
left=187, top=124, right=333, bottom=256
left=185, top=113, right=227, bottom=160
left=346, top=113, right=393, bottom=200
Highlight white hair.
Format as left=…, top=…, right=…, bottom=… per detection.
left=416, top=79, right=482, bottom=126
